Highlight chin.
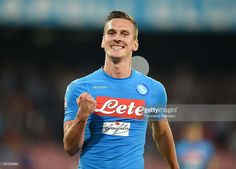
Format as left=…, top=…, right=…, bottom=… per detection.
left=108, top=52, right=125, bottom=59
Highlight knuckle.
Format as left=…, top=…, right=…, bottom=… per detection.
left=80, top=92, right=88, bottom=98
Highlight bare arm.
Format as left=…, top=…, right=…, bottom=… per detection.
left=149, top=119, right=179, bottom=169
left=63, top=115, right=87, bottom=156
left=63, top=92, right=96, bottom=156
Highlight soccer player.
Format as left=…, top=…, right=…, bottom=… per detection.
left=176, top=123, right=219, bottom=169
left=63, top=11, right=179, bottom=169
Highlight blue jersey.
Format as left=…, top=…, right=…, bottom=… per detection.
left=176, top=139, right=214, bottom=169
left=64, top=68, right=167, bottom=169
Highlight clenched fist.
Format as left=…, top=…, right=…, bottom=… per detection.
left=76, top=92, right=97, bottom=120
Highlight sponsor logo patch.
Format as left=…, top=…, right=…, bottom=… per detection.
left=102, top=122, right=131, bottom=136
left=95, top=96, right=145, bottom=119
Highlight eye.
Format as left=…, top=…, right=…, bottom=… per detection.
left=121, top=31, right=129, bottom=37
left=107, top=30, right=115, bottom=36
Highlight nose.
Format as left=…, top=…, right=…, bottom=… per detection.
left=113, top=38, right=121, bottom=43
left=113, top=33, right=122, bottom=41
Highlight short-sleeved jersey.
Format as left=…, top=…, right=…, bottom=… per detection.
left=176, top=139, right=215, bottom=169
left=64, top=68, right=167, bottom=169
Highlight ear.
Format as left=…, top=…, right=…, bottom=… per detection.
left=133, top=40, right=139, bottom=51
left=101, top=36, right=105, bottom=48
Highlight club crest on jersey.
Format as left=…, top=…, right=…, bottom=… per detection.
left=94, top=96, right=145, bottom=119
left=136, top=84, right=148, bottom=95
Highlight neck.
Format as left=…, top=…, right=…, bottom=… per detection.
left=103, top=55, right=132, bottom=78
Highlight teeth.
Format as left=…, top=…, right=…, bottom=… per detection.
left=111, top=46, right=123, bottom=50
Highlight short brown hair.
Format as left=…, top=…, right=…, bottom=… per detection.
left=103, top=11, right=138, bottom=40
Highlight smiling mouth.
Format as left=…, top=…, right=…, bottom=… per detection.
left=110, top=45, right=124, bottom=51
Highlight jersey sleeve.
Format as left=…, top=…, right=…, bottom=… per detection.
left=149, top=79, right=167, bottom=120
left=64, top=80, right=86, bottom=122
left=155, top=82, right=167, bottom=107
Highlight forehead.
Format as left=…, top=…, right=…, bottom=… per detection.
left=104, top=18, right=135, bottom=32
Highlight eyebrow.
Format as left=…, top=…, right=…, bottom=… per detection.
left=120, top=30, right=130, bottom=34
left=106, top=29, right=130, bottom=34
left=107, top=29, right=116, bottom=33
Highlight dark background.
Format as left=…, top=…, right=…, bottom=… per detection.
left=1, top=0, right=236, bottom=167
left=1, top=28, right=236, bottom=169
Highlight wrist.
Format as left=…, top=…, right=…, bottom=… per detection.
left=75, top=114, right=88, bottom=122
left=76, top=109, right=90, bottom=121
left=73, top=117, right=87, bottom=128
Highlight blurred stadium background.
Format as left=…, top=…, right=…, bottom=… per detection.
left=0, top=0, right=236, bottom=169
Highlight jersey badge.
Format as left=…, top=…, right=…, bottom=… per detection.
left=136, top=84, right=148, bottom=95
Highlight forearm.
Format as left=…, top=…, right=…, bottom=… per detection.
left=154, top=131, right=179, bottom=169
left=150, top=120, right=179, bottom=169
left=63, top=118, right=87, bottom=156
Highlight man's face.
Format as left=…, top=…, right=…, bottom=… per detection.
left=101, top=18, right=138, bottom=59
